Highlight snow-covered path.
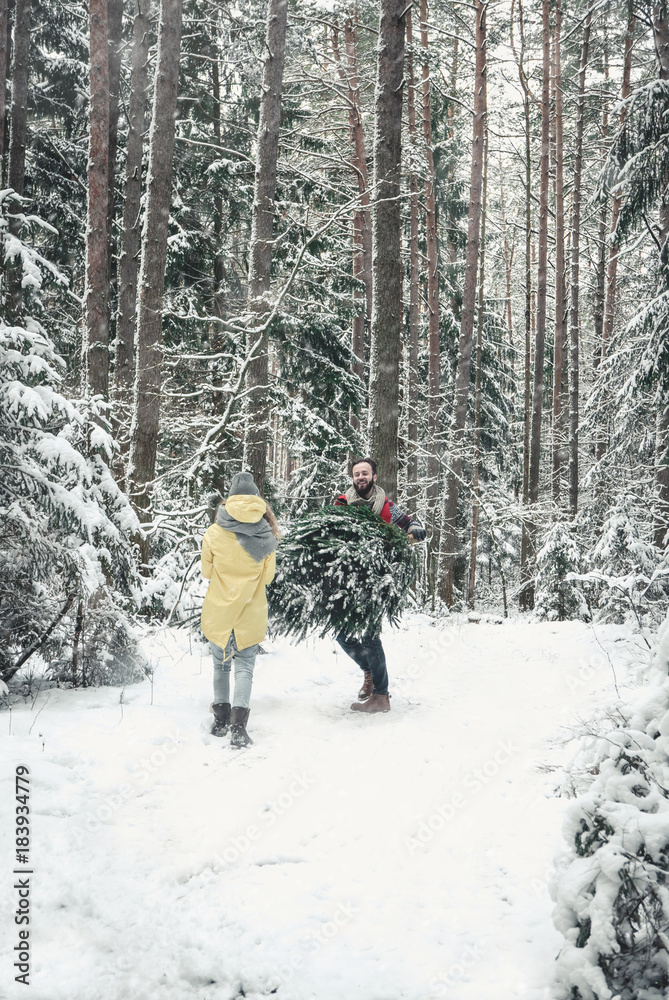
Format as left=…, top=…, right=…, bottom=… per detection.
left=1, top=616, right=641, bottom=1000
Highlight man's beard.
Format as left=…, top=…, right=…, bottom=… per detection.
left=355, top=481, right=374, bottom=498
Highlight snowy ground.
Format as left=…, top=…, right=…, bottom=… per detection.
left=1, top=614, right=647, bottom=1000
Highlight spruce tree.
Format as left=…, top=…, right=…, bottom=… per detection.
left=269, top=505, right=415, bottom=642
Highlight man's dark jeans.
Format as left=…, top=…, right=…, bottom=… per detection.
left=336, top=632, right=389, bottom=695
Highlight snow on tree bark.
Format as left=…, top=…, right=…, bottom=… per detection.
left=552, top=0, right=566, bottom=507
left=115, top=0, right=151, bottom=402
left=439, top=0, right=486, bottom=606
left=598, top=4, right=634, bottom=462
left=6, top=0, right=31, bottom=321
left=331, top=9, right=371, bottom=399
left=420, top=0, right=440, bottom=511
left=107, top=0, right=123, bottom=300
left=405, top=7, right=420, bottom=512
left=368, top=0, right=406, bottom=500
left=468, top=114, right=488, bottom=609
left=128, top=0, right=183, bottom=523
left=529, top=0, right=550, bottom=515
left=512, top=0, right=533, bottom=609
left=0, top=0, right=8, bottom=187
left=568, top=5, right=593, bottom=519
left=84, top=0, right=110, bottom=400
left=243, top=0, right=288, bottom=496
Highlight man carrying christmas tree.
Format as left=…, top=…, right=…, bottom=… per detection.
left=334, top=458, right=426, bottom=714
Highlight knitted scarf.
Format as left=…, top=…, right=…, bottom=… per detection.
left=344, top=483, right=386, bottom=516
left=215, top=505, right=278, bottom=562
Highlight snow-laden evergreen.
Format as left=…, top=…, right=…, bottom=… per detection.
left=552, top=614, right=669, bottom=999
left=535, top=523, right=587, bottom=622
left=269, top=504, right=415, bottom=641
left=0, top=194, right=143, bottom=684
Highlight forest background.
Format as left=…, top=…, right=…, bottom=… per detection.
left=2, top=0, right=669, bottom=683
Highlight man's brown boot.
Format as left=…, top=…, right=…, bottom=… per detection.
left=357, top=669, right=373, bottom=701
left=350, top=692, right=390, bottom=714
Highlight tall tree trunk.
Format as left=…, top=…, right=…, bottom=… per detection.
left=332, top=8, right=371, bottom=397
left=84, top=0, right=110, bottom=399
left=446, top=36, right=459, bottom=316
left=115, top=0, right=151, bottom=403
left=0, top=0, right=8, bottom=188
left=439, top=0, right=486, bottom=606
left=568, top=5, right=593, bottom=518
left=368, top=0, right=406, bottom=499
left=598, top=4, right=634, bottom=457
left=593, top=36, right=609, bottom=366
left=243, top=0, right=288, bottom=495
left=526, top=0, right=551, bottom=602
left=498, top=152, right=514, bottom=364
left=344, top=11, right=372, bottom=338
left=513, top=0, right=533, bottom=609
left=420, top=0, right=440, bottom=508
left=468, top=120, right=488, bottom=609
left=107, top=0, right=123, bottom=312
left=552, top=0, right=565, bottom=507
left=406, top=7, right=420, bottom=512
left=211, top=56, right=225, bottom=333
left=654, top=10, right=669, bottom=545
left=127, top=0, right=183, bottom=533
left=6, top=0, right=31, bottom=322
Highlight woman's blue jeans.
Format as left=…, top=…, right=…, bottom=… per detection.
left=211, top=633, right=258, bottom=709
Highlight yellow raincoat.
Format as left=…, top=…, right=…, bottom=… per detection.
left=200, top=495, right=276, bottom=651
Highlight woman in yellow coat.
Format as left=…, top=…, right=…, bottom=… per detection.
left=201, top=472, right=278, bottom=747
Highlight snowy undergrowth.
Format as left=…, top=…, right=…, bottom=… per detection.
left=552, top=614, right=669, bottom=1000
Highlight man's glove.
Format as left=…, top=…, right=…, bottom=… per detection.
left=408, top=524, right=426, bottom=541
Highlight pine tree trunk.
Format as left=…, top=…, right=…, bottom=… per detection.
left=552, top=0, right=565, bottom=507
left=420, top=0, right=440, bottom=507
left=498, top=154, right=514, bottom=364
left=654, top=9, right=669, bottom=545
left=115, top=0, right=151, bottom=402
left=525, top=0, right=551, bottom=602
left=439, top=0, right=486, bottom=606
left=593, top=40, right=609, bottom=371
left=446, top=37, right=459, bottom=318
left=128, top=0, right=183, bottom=528
left=368, top=0, right=406, bottom=500
left=656, top=398, right=669, bottom=548
left=406, top=7, right=420, bottom=512
left=6, top=0, right=31, bottom=322
left=107, top=0, right=123, bottom=307
left=468, top=120, right=488, bottom=609
left=211, top=56, right=225, bottom=335
left=84, top=0, right=110, bottom=400
left=568, top=5, right=592, bottom=519
left=0, top=0, right=8, bottom=187
left=243, top=0, right=288, bottom=496
left=345, top=11, right=372, bottom=372
left=599, top=5, right=634, bottom=457
left=514, top=0, right=533, bottom=609
left=332, top=9, right=371, bottom=394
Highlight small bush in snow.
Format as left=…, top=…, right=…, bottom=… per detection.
left=536, top=523, right=589, bottom=621
left=580, top=502, right=669, bottom=626
left=551, top=614, right=669, bottom=999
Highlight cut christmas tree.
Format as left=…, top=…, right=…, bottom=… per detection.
left=268, top=505, right=415, bottom=642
